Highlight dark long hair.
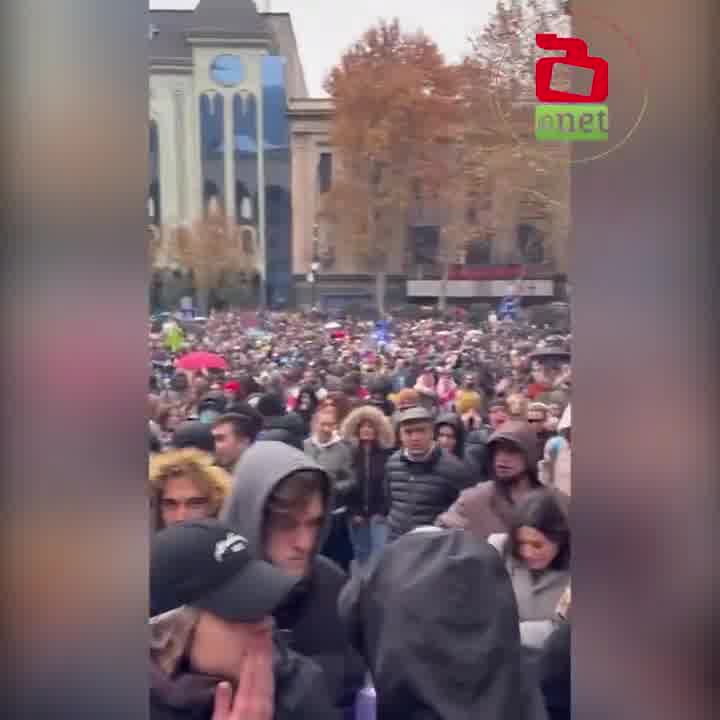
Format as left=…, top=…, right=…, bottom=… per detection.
left=505, top=490, right=570, bottom=571
left=434, top=416, right=466, bottom=458
left=296, top=385, right=319, bottom=423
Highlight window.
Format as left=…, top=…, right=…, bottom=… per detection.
left=317, top=153, right=333, bottom=193
left=241, top=229, right=254, bottom=254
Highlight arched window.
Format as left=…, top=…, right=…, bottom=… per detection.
left=241, top=228, right=254, bottom=254
left=149, top=120, right=161, bottom=224
left=517, top=224, right=545, bottom=263
left=233, top=92, right=259, bottom=224
left=199, top=93, right=225, bottom=215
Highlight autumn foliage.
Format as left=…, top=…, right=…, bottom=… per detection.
left=322, top=19, right=461, bottom=312
left=148, top=198, right=256, bottom=313
left=324, top=3, right=571, bottom=303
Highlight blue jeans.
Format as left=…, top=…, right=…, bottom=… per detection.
left=348, top=516, right=388, bottom=566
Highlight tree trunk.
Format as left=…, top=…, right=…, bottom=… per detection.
left=196, top=285, right=210, bottom=316
left=438, top=260, right=450, bottom=313
left=375, top=270, right=387, bottom=318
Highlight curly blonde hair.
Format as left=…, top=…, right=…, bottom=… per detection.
left=149, top=448, right=231, bottom=531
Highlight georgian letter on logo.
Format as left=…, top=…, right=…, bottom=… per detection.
left=535, top=33, right=608, bottom=103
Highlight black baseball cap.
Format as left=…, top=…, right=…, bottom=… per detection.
left=150, top=520, right=299, bottom=622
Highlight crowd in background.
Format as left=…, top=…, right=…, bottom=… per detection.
left=148, top=309, right=572, bottom=720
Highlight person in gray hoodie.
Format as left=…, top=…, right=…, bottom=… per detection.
left=221, top=441, right=365, bottom=713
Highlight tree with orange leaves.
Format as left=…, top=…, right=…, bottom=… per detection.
left=457, top=0, right=571, bottom=267
left=166, top=198, right=256, bottom=315
left=323, top=19, right=460, bottom=315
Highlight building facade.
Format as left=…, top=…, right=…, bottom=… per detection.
left=150, top=1, right=569, bottom=312
left=149, top=0, right=308, bottom=309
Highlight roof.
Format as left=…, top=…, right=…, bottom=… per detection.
left=191, top=0, right=269, bottom=38
left=150, top=1, right=270, bottom=64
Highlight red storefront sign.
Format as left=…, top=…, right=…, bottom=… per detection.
left=448, top=265, right=549, bottom=280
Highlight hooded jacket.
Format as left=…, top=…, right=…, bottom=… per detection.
left=149, top=607, right=340, bottom=720
left=340, top=405, right=395, bottom=518
left=256, top=413, right=306, bottom=450
left=221, top=441, right=365, bottom=709
left=463, top=423, right=492, bottom=478
left=436, top=421, right=569, bottom=539
left=385, top=445, right=472, bottom=542
left=303, top=435, right=353, bottom=500
left=338, top=528, right=547, bottom=720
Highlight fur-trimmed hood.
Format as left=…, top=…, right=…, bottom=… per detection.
left=148, top=448, right=231, bottom=532
left=340, top=404, right=396, bottom=449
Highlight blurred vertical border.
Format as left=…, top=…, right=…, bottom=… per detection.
left=0, top=1, right=149, bottom=718
left=572, top=0, right=718, bottom=718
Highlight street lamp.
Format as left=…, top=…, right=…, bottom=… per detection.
left=308, top=223, right=321, bottom=310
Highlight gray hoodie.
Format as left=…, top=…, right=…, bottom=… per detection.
left=222, top=440, right=334, bottom=557
left=221, top=441, right=364, bottom=710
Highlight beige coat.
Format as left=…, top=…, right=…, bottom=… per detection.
left=489, top=533, right=570, bottom=648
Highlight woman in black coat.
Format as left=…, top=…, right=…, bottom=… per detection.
left=340, top=404, right=396, bottom=570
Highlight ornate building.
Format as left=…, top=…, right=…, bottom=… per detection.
left=149, top=1, right=569, bottom=311
left=149, top=0, right=308, bottom=308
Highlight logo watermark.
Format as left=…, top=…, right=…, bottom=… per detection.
left=535, top=34, right=608, bottom=143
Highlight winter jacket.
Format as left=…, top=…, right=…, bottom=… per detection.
left=222, top=441, right=365, bottom=710
left=345, top=445, right=393, bottom=518
left=537, top=621, right=571, bottom=720
left=488, top=534, right=570, bottom=649
left=338, top=528, right=548, bottom=720
left=303, top=436, right=354, bottom=504
left=150, top=625, right=339, bottom=720
left=437, top=422, right=569, bottom=539
left=385, top=446, right=473, bottom=541
left=340, top=405, right=396, bottom=518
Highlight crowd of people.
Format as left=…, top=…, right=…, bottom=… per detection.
left=148, top=309, right=572, bottom=720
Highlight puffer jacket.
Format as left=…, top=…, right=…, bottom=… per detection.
left=385, top=446, right=472, bottom=541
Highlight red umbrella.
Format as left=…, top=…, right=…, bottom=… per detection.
left=175, top=351, right=228, bottom=371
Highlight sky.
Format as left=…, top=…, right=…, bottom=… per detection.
left=149, top=0, right=497, bottom=96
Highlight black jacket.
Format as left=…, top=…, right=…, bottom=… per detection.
left=464, top=424, right=493, bottom=479
left=256, top=413, right=306, bottom=450
left=345, top=445, right=393, bottom=518
left=537, top=621, right=571, bottom=720
left=149, top=635, right=340, bottom=720
left=385, top=446, right=472, bottom=541
left=338, top=528, right=547, bottom=720
left=222, top=442, right=365, bottom=710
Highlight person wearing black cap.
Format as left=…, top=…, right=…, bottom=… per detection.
left=436, top=420, right=568, bottom=539
left=385, top=407, right=472, bottom=541
left=149, top=520, right=338, bottom=720
left=171, top=420, right=215, bottom=454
